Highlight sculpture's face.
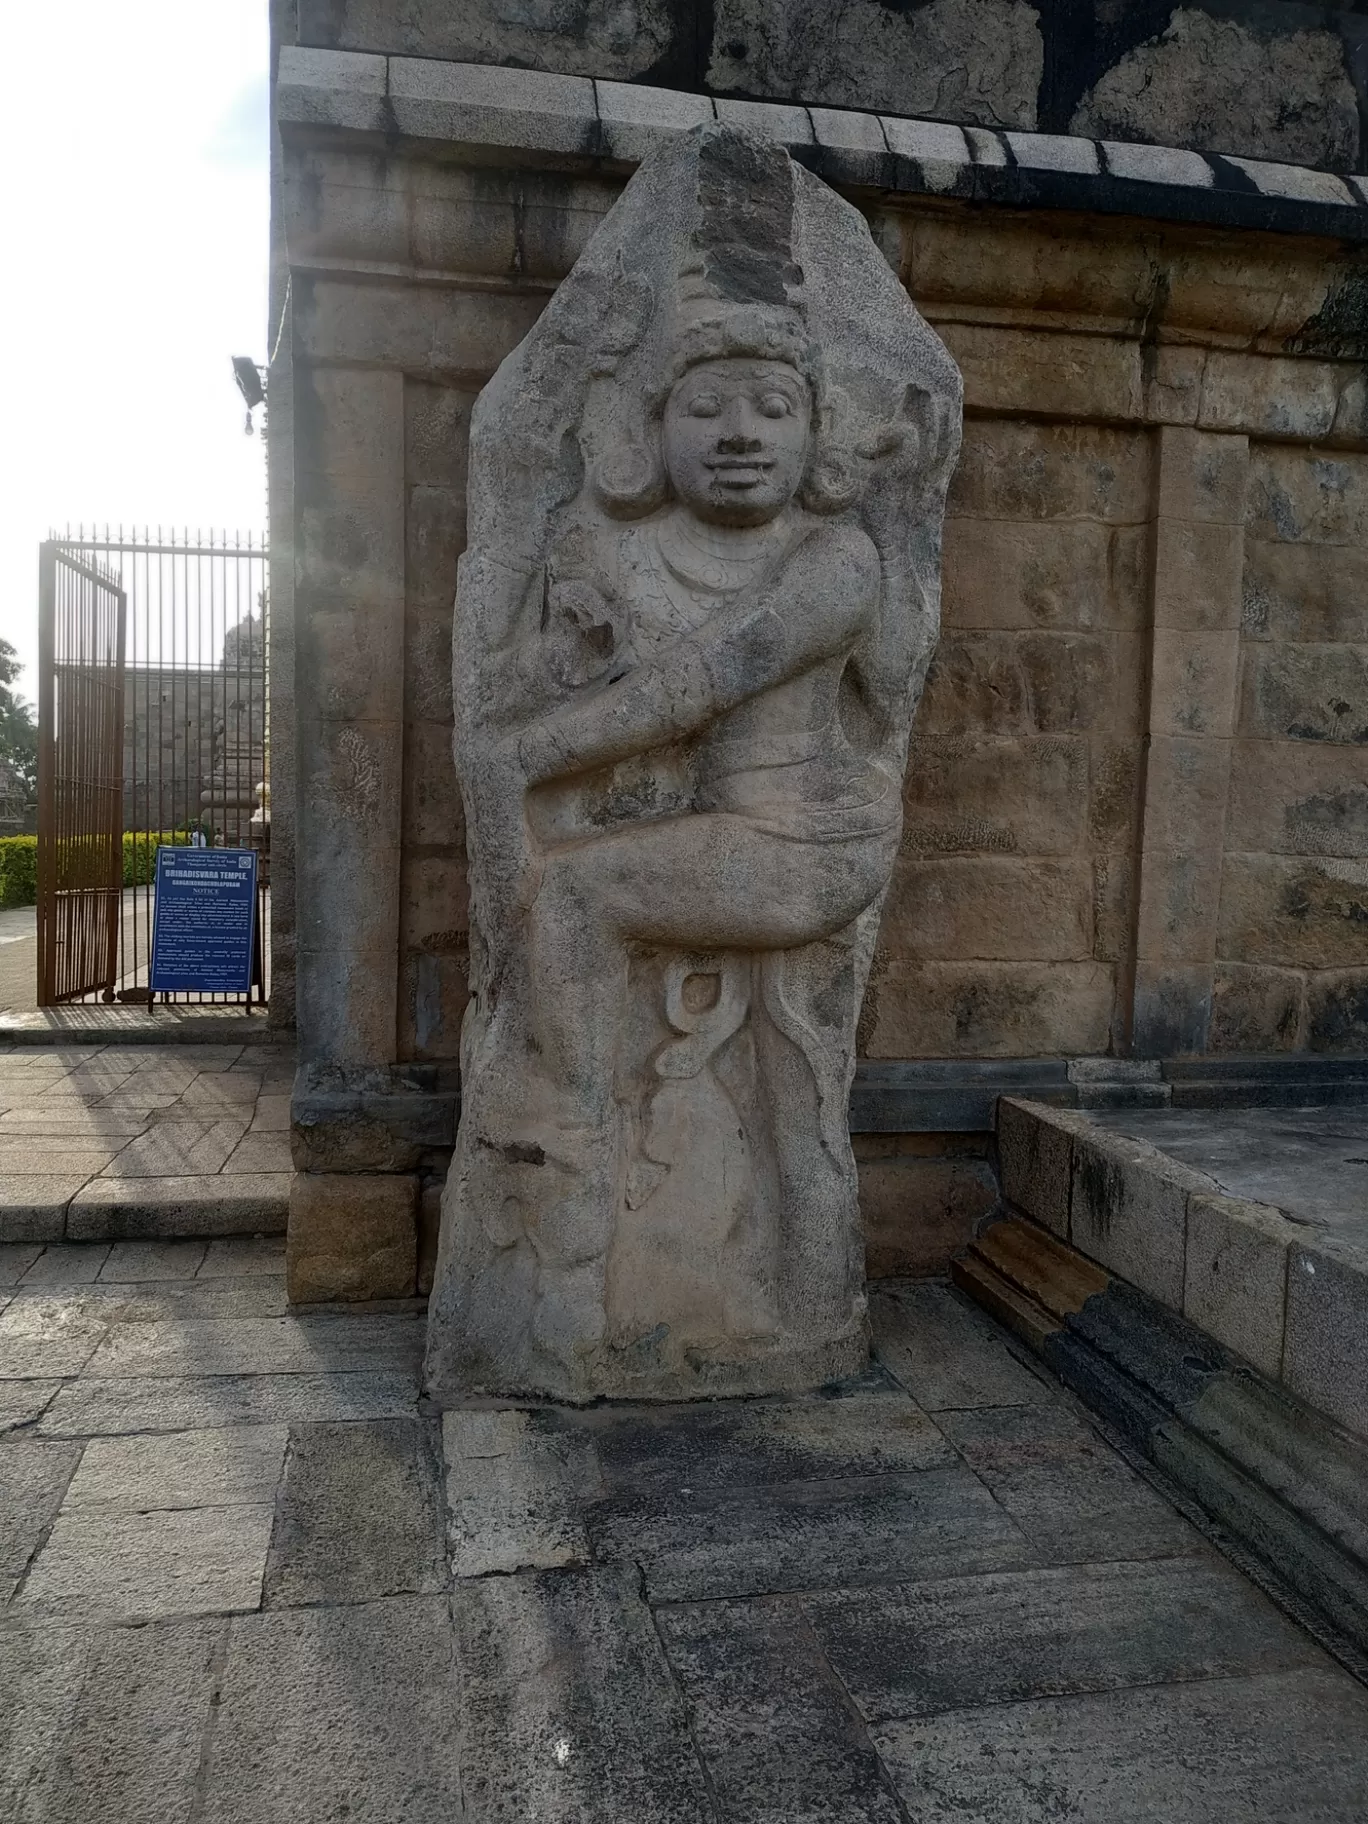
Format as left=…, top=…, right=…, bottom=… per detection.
left=662, top=359, right=812, bottom=527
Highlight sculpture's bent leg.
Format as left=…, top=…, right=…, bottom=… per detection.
left=527, top=810, right=898, bottom=1120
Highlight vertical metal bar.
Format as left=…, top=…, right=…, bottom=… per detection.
left=37, top=543, right=56, bottom=1005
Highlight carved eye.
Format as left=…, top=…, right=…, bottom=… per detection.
left=686, top=393, right=721, bottom=418
left=759, top=393, right=792, bottom=419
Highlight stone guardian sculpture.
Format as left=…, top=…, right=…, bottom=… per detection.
left=425, top=125, right=962, bottom=1403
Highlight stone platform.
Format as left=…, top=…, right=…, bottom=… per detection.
left=0, top=1043, right=294, bottom=1244
left=4, top=1243, right=1368, bottom=1818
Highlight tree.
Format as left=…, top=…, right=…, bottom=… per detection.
left=0, top=640, right=38, bottom=802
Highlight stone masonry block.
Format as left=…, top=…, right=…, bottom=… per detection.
left=1141, top=737, right=1233, bottom=854
left=948, top=422, right=1150, bottom=525
left=866, top=961, right=1114, bottom=1060
left=1242, top=540, right=1368, bottom=644
left=1153, top=521, right=1244, bottom=631
left=1305, top=969, right=1368, bottom=1051
left=1247, top=447, right=1368, bottom=547
left=1149, top=628, right=1240, bottom=738
left=996, top=1099, right=1086, bottom=1238
left=857, top=1150, right=997, bottom=1278
left=879, top=856, right=1092, bottom=963
left=1217, top=855, right=1368, bottom=970
left=1210, top=963, right=1306, bottom=1053
left=1284, top=1235, right=1368, bottom=1443
left=1156, top=428, right=1249, bottom=525
left=1238, top=645, right=1368, bottom=745
left=596, top=81, right=715, bottom=165
left=1199, top=353, right=1340, bottom=441
left=1135, top=850, right=1223, bottom=965
left=1183, top=1193, right=1299, bottom=1380
left=942, top=323, right=1142, bottom=423
left=1224, top=740, right=1368, bottom=859
left=942, top=519, right=1147, bottom=634
left=386, top=59, right=598, bottom=156
left=287, top=1172, right=418, bottom=1303
left=1070, top=1126, right=1212, bottom=1309
left=901, top=734, right=1089, bottom=859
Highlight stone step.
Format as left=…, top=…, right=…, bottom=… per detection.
left=0, top=1173, right=290, bottom=1245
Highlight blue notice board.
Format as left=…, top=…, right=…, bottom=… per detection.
left=150, top=847, right=258, bottom=994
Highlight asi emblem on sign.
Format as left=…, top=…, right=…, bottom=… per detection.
left=149, top=848, right=259, bottom=994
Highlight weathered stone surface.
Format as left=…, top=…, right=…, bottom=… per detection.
left=0, top=1295, right=109, bottom=1378
left=1243, top=538, right=1368, bottom=644
left=948, top=421, right=1150, bottom=526
left=95, top=1239, right=206, bottom=1281
left=565, top=1384, right=953, bottom=1498
left=708, top=0, right=1040, bottom=127
left=299, top=0, right=679, bottom=81
left=942, top=518, right=1147, bottom=633
left=202, top=1596, right=464, bottom=1824
left=863, top=959, right=1115, bottom=1059
left=0, top=1242, right=41, bottom=1285
left=871, top=1281, right=1051, bottom=1411
left=199, top=1236, right=287, bottom=1277
left=657, top=1595, right=903, bottom=1821
left=61, top=1427, right=288, bottom=1514
left=1239, top=644, right=1368, bottom=746
left=1283, top=1235, right=1368, bottom=1442
left=264, top=1419, right=445, bottom=1605
left=82, top=1311, right=424, bottom=1380
left=19, top=1503, right=274, bottom=1623
left=455, top=1565, right=711, bottom=1823
left=0, top=1175, right=84, bottom=1242
left=0, top=1438, right=80, bottom=1600
left=15, top=1243, right=110, bottom=1287
left=0, top=1379, right=61, bottom=1433
left=39, top=1370, right=419, bottom=1438
left=1217, top=854, right=1368, bottom=969
left=1225, top=738, right=1368, bottom=859
left=1305, top=968, right=1368, bottom=1051
left=857, top=1147, right=996, bottom=1278
left=426, top=124, right=961, bottom=1405
left=1210, top=962, right=1306, bottom=1052
left=996, top=1098, right=1081, bottom=1237
left=901, top=734, right=1090, bottom=859
left=808, top=1556, right=1313, bottom=1722
left=444, top=1408, right=601, bottom=1577
left=287, top=1172, right=417, bottom=1302
left=0, top=1618, right=222, bottom=1824
left=1072, top=12, right=1357, bottom=172
left=591, top=1462, right=1034, bottom=1602
left=884, top=1666, right=1368, bottom=1820
left=1183, top=1193, right=1297, bottom=1380
left=879, top=855, right=1092, bottom=961
left=1070, top=1126, right=1210, bottom=1308
left=66, top=1174, right=290, bottom=1241
left=936, top=1402, right=1199, bottom=1564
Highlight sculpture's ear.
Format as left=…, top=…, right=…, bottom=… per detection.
left=592, top=426, right=668, bottom=518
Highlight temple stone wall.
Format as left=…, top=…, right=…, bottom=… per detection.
left=292, top=0, right=1368, bottom=173
left=273, top=31, right=1368, bottom=1296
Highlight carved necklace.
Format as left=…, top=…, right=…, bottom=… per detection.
left=655, top=511, right=795, bottom=596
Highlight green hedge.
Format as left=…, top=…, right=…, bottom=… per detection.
left=0, top=836, right=36, bottom=909
left=0, top=832, right=194, bottom=908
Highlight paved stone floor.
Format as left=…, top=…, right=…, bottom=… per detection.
left=0, top=1042, right=293, bottom=1240
left=1095, top=1103, right=1368, bottom=1239
left=3, top=1249, right=1368, bottom=1821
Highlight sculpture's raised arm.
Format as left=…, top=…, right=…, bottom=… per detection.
left=518, top=519, right=878, bottom=785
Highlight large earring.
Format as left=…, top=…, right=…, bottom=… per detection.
left=593, top=440, right=667, bottom=518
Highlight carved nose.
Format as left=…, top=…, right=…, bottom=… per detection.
left=716, top=426, right=764, bottom=453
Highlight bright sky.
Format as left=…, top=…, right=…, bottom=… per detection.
left=0, top=2, right=270, bottom=703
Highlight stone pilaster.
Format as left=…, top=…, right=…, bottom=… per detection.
left=1131, top=428, right=1249, bottom=1055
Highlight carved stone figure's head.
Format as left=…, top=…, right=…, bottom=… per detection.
left=662, top=357, right=812, bottom=527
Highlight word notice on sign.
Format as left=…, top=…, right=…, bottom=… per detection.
left=149, top=847, right=258, bottom=994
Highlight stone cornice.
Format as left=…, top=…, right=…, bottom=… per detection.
left=276, top=47, right=1368, bottom=243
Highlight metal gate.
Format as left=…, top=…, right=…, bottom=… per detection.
left=36, top=528, right=270, bottom=1006
left=37, top=546, right=127, bottom=1003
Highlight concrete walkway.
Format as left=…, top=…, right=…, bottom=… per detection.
left=3, top=1250, right=1367, bottom=1820
left=0, top=1043, right=294, bottom=1242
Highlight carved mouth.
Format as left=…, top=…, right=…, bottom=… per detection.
left=708, top=458, right=774, bottom=471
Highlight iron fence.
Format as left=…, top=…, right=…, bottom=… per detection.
left=38, top=527, right=270, bottom=1006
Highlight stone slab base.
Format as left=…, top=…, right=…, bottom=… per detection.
left=287, top=1172, right=418, bottom=1304
left=955, top=1214, right=1368, bottom=1660
left=0, top=1174, right=290, bottom=1245
left=996, top=1095, right=1368, bottom=1441
left=0, top=1009, right=285, bottom=1045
